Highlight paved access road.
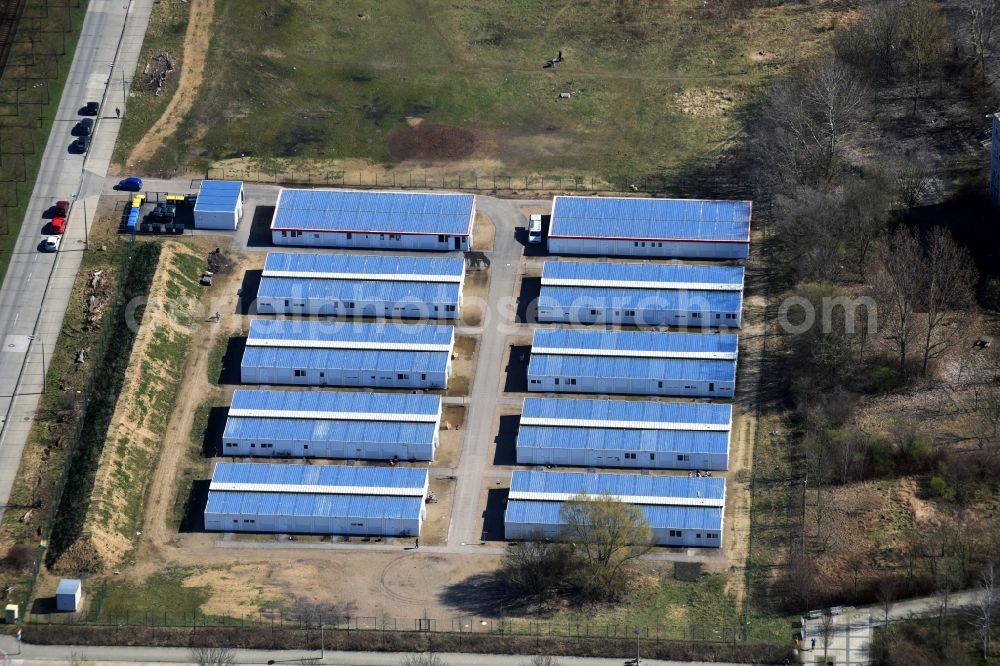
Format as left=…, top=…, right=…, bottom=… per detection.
left=0, top=0, right=155, bottom=521
left=0, top=635, right=751, bottom=666
left=798, top=589, right=982, bottom=665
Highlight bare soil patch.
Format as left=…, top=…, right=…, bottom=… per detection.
left=127, top=0, right=215, bottom=169
left=55, top=242, right=203, bottom=573
left=387, top=124, right=478, bottom=162
left=675, top=88, right=743, bottom=118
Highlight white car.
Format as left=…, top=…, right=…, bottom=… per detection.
left=528, top=214, right=543, bottom=244
left=43, top=235, right=61, bottom=252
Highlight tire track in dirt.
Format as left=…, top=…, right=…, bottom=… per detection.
left=127, top=0, right=214, bottom=169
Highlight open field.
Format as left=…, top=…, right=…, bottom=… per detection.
left=122, top=0, right=854, bottom=187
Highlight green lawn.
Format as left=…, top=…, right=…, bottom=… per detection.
left=130, top=0, right=834, bottom=187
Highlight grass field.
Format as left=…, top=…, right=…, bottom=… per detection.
left=127, top=0, right=844, bottom=187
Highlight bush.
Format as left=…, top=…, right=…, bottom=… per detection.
left=985, top=276, right=1000, bottom=311
left=928, top=474, right=953, bottom=500
left=867, top=365, right=896, bottom=393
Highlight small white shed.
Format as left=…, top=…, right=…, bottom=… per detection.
left=194, top=180, right=244, bottom=230
left=55, top=578, right=81, bottom=612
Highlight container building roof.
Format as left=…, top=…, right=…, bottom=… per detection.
left=542, top=261, right=744, bottom=290
left=549, top=196, right=751, bottom=243
left=229, top=389, right=440, bottom=421
left=263, top=253, right=465, bottom=282
left=246, top=320, right=454, bottom=352
left=195, top=180, right=243, bottom=213
left=271, top=189, right=476, bottom=235
left=531, top=329, right=738, bottom=359
left=210, top=462, right=427, bottom=496
left=56, top=579, right=81, bottom=595
left=521, top=397, right=731, bottom=429
left=509, top=470, right=725, bottom=506
left=517, top=425, right=729, bottom=455
left=505, top=500, right=723, bottom=531
left=206, top=492, right=424, bottom=521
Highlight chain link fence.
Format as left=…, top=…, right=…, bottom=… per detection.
left=204, top=167, right=626, bottom=194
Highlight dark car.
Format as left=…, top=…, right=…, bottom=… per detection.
left=52, top=200, right=69, bottom=217
left=71, top=136, right=90, bottom=154
left=115, top=177, right=143, bottom=192
left=82, top=101, right=99, bottom=116
left=76, top=118, right=94, bottom=136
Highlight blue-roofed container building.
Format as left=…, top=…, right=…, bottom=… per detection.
left=527, top=328, right=738, bottom=398
left=537, top=260, right=744, bottom=327
left=270, top=189, right=476, bottom=251
left=503, top=470, right=725, bottom=547
left=517, top=397, right=731, bottom=470
left=194, top=179, right=244, bottom=230
left=223, top=389, right=442, bottom=461
left=547, top=196, right=751, bottom=259
left=240, top=319, right=455, bottom=389
left=203, top=462, right=429, bottom=537
left=257, top=253, right=466, bottom=319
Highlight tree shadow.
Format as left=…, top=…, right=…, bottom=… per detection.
left=178, top=480, right=210, bottom=533
left=515, top=277, right=541, bottom=324
left=237, top=269, right=262, bottom=315
left=217, top=337, right=247, bottom=384
left=503, top=345, right=531, bottom=393
left=438, top=571, right=508, bottom=617
left=247, top=205, right=276, bottom=248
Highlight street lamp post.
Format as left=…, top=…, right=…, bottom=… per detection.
left=634, top=627, right=641, bottom=665
left=320, top=620, right=325, bottom=661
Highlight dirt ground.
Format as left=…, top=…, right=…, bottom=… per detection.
left=433, top=406, right=466, bottom=469
left=446, top=335, right=478, bottom=396
left=472, top=211, right=495, bottom=252
left=459, top=269, right=489, bottom=327
left=126, top=0, right=214, bottom=169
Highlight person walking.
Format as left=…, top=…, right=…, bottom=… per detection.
left=115, top=107, right=121, bottom=118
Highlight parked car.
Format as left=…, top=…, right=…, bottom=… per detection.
left=42, top=236, right=61, bottom=252
left=71, top=135, right=90, bottom=154
left=528, top=214, right=543, bottom=245
left=51, top=200, right=68, bottom=217
left=115, top=177, right=143, bottom=192
left=50, top=215, right=66, bottom=234
left=76, top=118, right=94, bottom=136
left=82, top=101, right=100, bottom=116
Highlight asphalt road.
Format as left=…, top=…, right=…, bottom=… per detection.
left=0, top=0, right=155, bottom=522
left=0, top=635, right=750, bottom=666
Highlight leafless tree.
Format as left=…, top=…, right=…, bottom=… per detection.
left=835, top=2, right=902, bottom=83
left=560, top=493, right=653, bottom=600
left=872, top=228, right=925, bottom=377
left=971, top=562, right=997, bottom=660
left=820, top=611, right=836, bottom=660
left=754, top=57, right=868, bottom=185
left=876, top=578, right=896, bottom=629
left=895, top=156, right=933, bottom=210
left=842, top=171, right=894, bottom=278
left=522, top=656, right=562, bottom=666
left=919, top=227, right=978, bottom=377
left=501, top=536, right=573, bottom=597
left=190, top=647, right=235, bottom=666
left=902, top=0, right=948, bottom=115
left=402, top=655, right=445, bottom=666
left=963, top=0, right=1000, bottom=83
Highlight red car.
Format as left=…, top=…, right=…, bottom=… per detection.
left=50, top=200, right=69, bottom=234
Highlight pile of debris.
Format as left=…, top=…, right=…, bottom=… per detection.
left=143, top=52, right=175, bottom=96
left=83, top=269, right=112, bottom=332
left=206, top=247, right=232, bottom=274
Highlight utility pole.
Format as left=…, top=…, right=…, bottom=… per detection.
left=633, top=627, right=641, bottom=665
left=121, top=67, right=126, bottom=113
left=83, top=199, right=88, bottom=248
left=320, top=619, right=325, bottom=661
